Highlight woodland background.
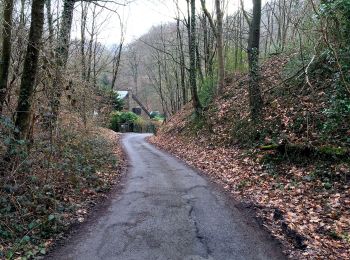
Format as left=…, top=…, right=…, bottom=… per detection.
left=0, top=0, right=349, bottom=258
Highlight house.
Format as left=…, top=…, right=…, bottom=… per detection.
left=115, top=90, right=151, bottom=118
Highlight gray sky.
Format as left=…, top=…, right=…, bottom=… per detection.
left=72, top=0, right=261, bottom=45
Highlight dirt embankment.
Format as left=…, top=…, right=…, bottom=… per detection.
left=149, top=56, right=350, bottom=259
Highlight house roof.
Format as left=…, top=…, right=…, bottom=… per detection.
left=115, top=90, right=128, bottom=100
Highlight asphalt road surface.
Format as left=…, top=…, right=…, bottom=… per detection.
left=48, top=133, right=286, bottom=260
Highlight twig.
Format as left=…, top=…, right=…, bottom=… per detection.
left=305, top=54, right=316, bottom=89
left=263, top=66, right=306, bottom=94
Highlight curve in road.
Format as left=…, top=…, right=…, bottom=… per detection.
left=48, top=133, right=286, bottom=260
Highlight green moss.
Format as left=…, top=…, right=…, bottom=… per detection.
left=260, top=144, right=279, bottom=150
left=318, top=146, right=347, bottom=156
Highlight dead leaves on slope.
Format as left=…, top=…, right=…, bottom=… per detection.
left=149, top=134, right=350, bottom=259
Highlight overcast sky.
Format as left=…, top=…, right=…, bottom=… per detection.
left=72, top=0, right=261, bottom=45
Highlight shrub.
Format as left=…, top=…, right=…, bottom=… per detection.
left=110, top=111, right=139, bottom=132
left=0, top=116, right=28, bottom=160
left=134, top=117, right=146, bottom=132
left=199, top=76, right=217, bottom=108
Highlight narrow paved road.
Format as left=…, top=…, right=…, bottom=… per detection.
left=49, top=133, right=285, bottom=260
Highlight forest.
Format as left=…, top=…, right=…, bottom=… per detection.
left=0, top=0, right=349, bottom=259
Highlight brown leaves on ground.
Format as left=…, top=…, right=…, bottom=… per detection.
left=149, top=134, right=349, bottom=259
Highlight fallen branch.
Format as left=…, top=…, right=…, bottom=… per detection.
left=260, top=143, right=349, bottom=161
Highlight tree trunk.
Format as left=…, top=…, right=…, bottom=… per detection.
left=234, top=13, right=239, bottom=69
left=202, top=15, right=210, bottom=76
left=0, top=0, right=14, bottom=114
left=189, top=0, right=202, bottom=115
left=196, top=44, right=204, bottom=86
left=248, top=0, right=263, bottom=122
left=239, top=11, right=243, bottom=67
left=215, top=0, right=225, bottom=95
left=14, top=0, right=45, bottom=139
left=80, top=1, right=88, bottom=81
left=111, top=14, right=124, bottom=90
left=46, top=0, right=54, bottom=45
left=50, top=0, right=75, bottom=125
left=111, top=42, right=123, bottom=89
left=157, top=56, right=168, bottom=116
left=57, top=0, right=75, bottom=68
left=176, top=18, right=187, bottom=105
left=86, top=4, right=97, bottom=83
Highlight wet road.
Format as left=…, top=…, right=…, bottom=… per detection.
left=48, top=133, right=285, bottom=260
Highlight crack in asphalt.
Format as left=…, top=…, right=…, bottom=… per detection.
left=181, top=185, right=208, bottom=193
left=186, top=198, right=212, bottom=259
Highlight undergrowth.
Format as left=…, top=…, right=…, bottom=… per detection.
left=0, top=124, right=119, bottom=259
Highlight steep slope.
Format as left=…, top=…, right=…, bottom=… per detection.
left=150, top=55, right=350, bottom=259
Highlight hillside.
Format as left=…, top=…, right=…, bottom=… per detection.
left=1, top=0, right=349, bottom=258
left=150, top=55, right=350, bottom=259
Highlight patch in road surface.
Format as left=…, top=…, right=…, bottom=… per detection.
left=47, top=133, right=286, bottom=260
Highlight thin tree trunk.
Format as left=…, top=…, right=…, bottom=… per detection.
left=5, top=0, right=26, bottom=111
left=196, top=43, right=204, bottom=86
left=46, top=0, right=54, bottom=45
left=92, top=40, right=98, bottom=87
left=176, top=18, right=187, bottom=105
left=15, top=0, right=45, bottom=139
left=87, top=5, right=97, bottom=83
left=202, top=15, right=210, bottom=76
left=157, top=57, right=167, bottom=117
left=239, top=11, right=243, bottom=67
left=264, top=6, right=270, bottom=57
left=56, top=0, right=75, bottom=68
left=189, top=0, right=202, bottom=114
left=248, top=0, right=263, bottom=122
left=80, top=1, right=88, bottom=81
left=50, top=0, right=75, bottom=125
left=234, top=13, right=239, bottom=69
left=200, top=0, right=225, bottom=94
left=215, top=0, right=225, bottom=94
left=0, top=0, right=14, bottom=114
left=111, top=42, right=123, bottom=89
left=111, top=15, right=124, bottom=90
